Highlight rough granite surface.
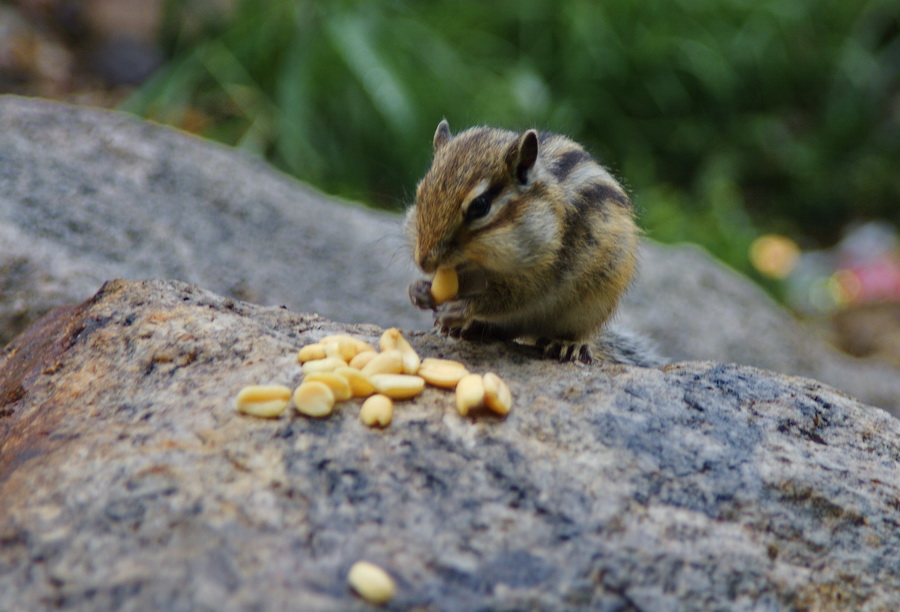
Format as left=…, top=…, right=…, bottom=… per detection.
left=1, top=279, right=898, bottom=611
left=1, top=95, right=898, bottom=416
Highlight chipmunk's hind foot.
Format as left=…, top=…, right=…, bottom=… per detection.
left=537, top=338, right=593, bottom=364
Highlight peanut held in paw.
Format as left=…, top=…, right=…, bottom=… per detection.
left=430, top=266, right=459, bottom=306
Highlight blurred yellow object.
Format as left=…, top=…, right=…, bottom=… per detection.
left=749, top=234, right=800, bottom=280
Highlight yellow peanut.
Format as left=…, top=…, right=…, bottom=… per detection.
left=359, top=394, right=393, bottom=427
left=324, top=338, right=358, bottom=362
left=300, top=357, right=346, bottom=374
left=304, top=372, right=352, bottom=401
left=369, top=374, right=425, bottom=400
left=418, top=357, right=470, bottom=389
left=234, top=385, right=291, bottom=418
left=349, top=350, right=377, bottom=370
left=482, top=372, right=512, bottom=416
left=379, top=328, right=421, bottom=374
left=319, top=334, right=376, bottom=355
left=455, top=373, right=485, bottom=416
left=401, top=350, right=421, bottom=375
left=292, top=382, right=335, bottom=418
left=334, top=366, right=376, bottom=397
left=348, top=561, right=396, bottom=604
left=361, top=350, right=404, bottom=377
left=431, top=266, right=459, bottom=305
left=353, top=340, right=377, bottom=354
left=378, top=328, right=400, bottom=352
left=297, top=343, right=326, bottom=363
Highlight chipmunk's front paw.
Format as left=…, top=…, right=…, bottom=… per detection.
left=409, top=279, right=436, bottom=310
left=433, top=306, right=502, bottom=341
left=537, top=338, right=593, bottom=364
left=434, top=301, right=468, bottom=337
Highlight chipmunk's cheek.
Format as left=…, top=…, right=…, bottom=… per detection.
left=460, top=250, right=488, bottom=272
left=461, top=236, right=489, bottom=263
left=463, top=238, right=520, bottom=274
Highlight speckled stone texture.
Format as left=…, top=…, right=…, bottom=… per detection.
left=1, top=279, right=898, bottom=611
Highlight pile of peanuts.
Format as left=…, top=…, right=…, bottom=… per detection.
left=235, top=326, right=512, bottom=428
left=235, top=267, right=510, bottom=428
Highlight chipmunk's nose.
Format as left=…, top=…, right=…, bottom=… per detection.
left=416, top=241, right=449, bottom=274
left=416, top=250, right=439, bottom=274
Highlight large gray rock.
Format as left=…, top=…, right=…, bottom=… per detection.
left=0, top=94, right=427, bottom=340
left=1, top=95, right=898, bottom=416
left=1, top=278, right=898, bottom=610
left=621, top=242, right=900, bottom=415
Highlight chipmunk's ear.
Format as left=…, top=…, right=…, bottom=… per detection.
left=511, top=130, right=539, bottom=184
left=433, top=120, right=452, bottom=151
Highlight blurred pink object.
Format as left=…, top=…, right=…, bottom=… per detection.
left=845, top=254, right=900, bottom=303
left=837, top=222, right=900, bottom=304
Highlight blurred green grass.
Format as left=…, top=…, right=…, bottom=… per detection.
left=124, top=0, right=900, bottom=283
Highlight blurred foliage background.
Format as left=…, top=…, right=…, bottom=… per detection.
left=119, top=0, right=900, bottom=285
left=2, top=0, right=898, bottom=293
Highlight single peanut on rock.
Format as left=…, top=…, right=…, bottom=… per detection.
left=235, top=385, right=292, bottom=418
left=293, top=381, right=336, bottom=418
left=455, top=373, right=485, bottom=416
left=369, top=374, right=426, bottom=400
left=482, top=372, right=512, bottom=415
left=348, top=561, right=396, bottom=604
left=359, top=394, right=393, bottom=427
left=418, top=357, right=470, bottom=389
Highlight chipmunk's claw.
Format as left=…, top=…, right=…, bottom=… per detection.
left=577, top=344, right=593, bottom=363
left=537, top=339, right=593, bottom=364
left=434, top=301, right=467, bottom=337
left=435, top=309, right=512, bottom=343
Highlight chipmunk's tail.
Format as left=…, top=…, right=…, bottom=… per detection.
left=594, top=326, right=668, bottom=368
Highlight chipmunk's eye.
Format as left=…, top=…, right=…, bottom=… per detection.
left=465, top=193, right=492, bottom=222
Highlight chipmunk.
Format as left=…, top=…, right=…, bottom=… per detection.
left=405, top=120, right=662, bottom=367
